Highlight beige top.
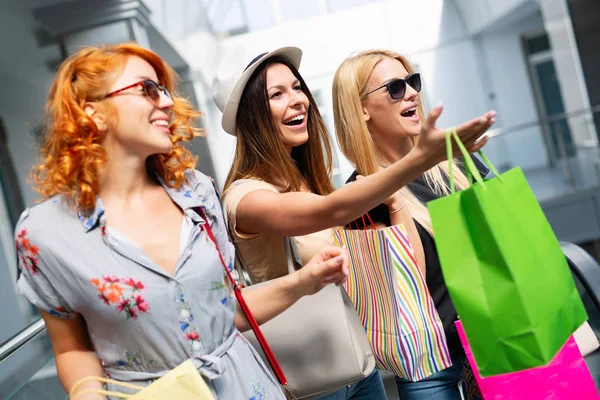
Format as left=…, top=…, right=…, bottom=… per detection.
left=223, top=179, right=334, bottom=283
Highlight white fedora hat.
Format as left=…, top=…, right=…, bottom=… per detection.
left=212, top=46, right=302, bottom=136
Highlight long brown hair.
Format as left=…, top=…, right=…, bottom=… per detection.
left=34, top=43, right=200, bottom=210
left=333, top=49, right=469, bottom=235
left=223, top=55, right=334, bottom=196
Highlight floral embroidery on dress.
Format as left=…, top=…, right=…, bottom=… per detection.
left=210, top=281, right=234, bottom=309
left=90, top=276, right=150, bottom=320
left=113, top=352, right=156, bottom=371
left=176, top=293, right=202, bottom=352
left=15, top=229, right=40, bottom=275
left=115, top=351, right=142, bottom=368
left=249, top=383, right=265, bottom=400
left=210, top=282, right=227, bottom=291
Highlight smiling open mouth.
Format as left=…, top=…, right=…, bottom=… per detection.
left=401, top=107, right=417, bottom=118
left=283, top=115, right=305, bottom=126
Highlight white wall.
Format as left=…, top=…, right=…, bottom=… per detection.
left=143, top=0, right=213, bottom=44
left=455, top=0, right=538, bottom=34
left=540, top=0, right=597, bottom=147
left=476, top=13, right=550, bottom=171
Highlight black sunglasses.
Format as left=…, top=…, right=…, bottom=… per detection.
left=364, top=73, right=421, bottom=100
left=104, top=79, right=172, bottom=104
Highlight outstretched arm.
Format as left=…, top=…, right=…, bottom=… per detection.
left=236, top=106, right=494, bottom=237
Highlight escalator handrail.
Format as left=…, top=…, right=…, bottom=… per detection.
left=561, top=241, right=600, bottom=311
left=0, top=318, right=46, bottom=365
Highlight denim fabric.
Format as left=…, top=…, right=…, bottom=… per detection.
left=318, top=369, right=387, bottom=400
left=395, top=358, right=463, bottom=400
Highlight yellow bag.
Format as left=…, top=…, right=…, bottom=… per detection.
left=70, top=360, right=215, bottom=399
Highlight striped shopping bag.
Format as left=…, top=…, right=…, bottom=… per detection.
left=334, top=222, right=452, bottom=381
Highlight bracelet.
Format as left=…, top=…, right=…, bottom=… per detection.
left=389, top=197, right=407, bottom=214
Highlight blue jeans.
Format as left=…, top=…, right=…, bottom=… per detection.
left=395, top=359, right=463, bottom=400
left=318, top=369, right=386, bottom=400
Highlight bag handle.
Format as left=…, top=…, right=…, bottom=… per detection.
left=363, top=212, right=377, bottom=231
left=71, top=388, right=136, bottom=399
left=69, top=375, right=144, bottom=399
left=196, top=206, right=296, bottom=400
left=349, top=212, right=377, bottom=231
left=446, top=128, right=503, bottom=194
left=284, top=237, right=303, bottom=274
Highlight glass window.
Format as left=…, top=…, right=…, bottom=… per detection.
left=209, top=0, right=247, bottom=35
left=280, top=0, right=321, bottom=23
left=525, top=33, right=551, bottom=55
left=241, top=0, right=276, bottom=32
left=327, top=0, right=372, bottom=13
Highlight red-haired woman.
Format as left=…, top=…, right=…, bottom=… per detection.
left=14, top=43, right=350, bottom=399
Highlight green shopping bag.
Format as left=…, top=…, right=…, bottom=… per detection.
left=427, top=129, right=587, bottom=377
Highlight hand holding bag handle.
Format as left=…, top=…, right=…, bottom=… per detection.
left=446, top=128, right=502, bottom=194
left=196, top=206, right=297, bottom=399
left=432, top=128, right=589, bottom=376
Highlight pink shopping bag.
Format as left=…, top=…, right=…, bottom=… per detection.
left=456, top=321, right=599, bottom=399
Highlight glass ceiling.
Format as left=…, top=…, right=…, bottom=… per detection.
left=203, top=0, right=376, bottom=36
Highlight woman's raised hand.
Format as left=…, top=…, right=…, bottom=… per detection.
left=413, top=104, right=496, bottom=168
left=294, top=246, right=350, bottom=296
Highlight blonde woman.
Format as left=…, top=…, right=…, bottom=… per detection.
left=332, top=49, right=492, bottom=399
left=212, top=47, right=494, bottom=399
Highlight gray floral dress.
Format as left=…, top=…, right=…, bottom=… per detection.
left=15, top=169, right=285, bottom=399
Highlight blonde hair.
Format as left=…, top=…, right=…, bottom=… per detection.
left=332, top=49, right=469, bottom=235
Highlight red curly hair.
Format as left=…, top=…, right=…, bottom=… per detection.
left=34, top=43, right=201, bottom=211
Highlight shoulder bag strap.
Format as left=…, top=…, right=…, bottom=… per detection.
left=195, top=206, right=296, bottom=400
left=284, top=237, right=303, bottom=273
left=208, top=177, right=252, bottom=286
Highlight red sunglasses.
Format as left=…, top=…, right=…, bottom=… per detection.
left=104, top=80, right=172, bottom=104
